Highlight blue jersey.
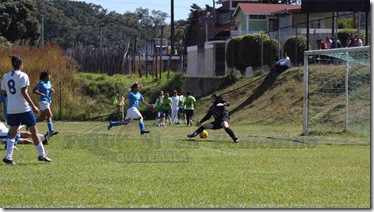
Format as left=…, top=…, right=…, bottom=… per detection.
left=35, top=80, right=53, bottom=103
left=126, top=91, right=143, bottom=109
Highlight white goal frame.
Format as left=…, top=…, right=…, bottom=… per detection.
left=303, top=46, right=371, bottom=135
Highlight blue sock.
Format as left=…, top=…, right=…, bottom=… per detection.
left=112, top=121, right=121, bottom=126
left=47, top=122, right=53, bottom=132
left=139, top=121, right=145, bottom=131
left=15, top=133, right=20, bottom=146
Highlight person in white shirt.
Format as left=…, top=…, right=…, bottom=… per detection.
left=171, top=90, right=180, bottom=124
left=271, top=52, right=292, bottom=73
left=1, top=55, right=51, bottom=165
left=0, top=122, right=50, bottom=149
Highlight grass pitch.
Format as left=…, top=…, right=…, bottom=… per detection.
left=0, top=121, right=370, bottom=208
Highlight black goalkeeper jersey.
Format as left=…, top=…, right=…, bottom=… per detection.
left=200, top=99, right=230, bottom=123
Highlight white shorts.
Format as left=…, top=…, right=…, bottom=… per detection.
left=125, top=107, right=142, bottom=120
left=39, top=101, right=50, bottom=111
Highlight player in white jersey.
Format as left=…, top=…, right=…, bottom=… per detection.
left=0, top=122, right=49, bottom=149
left=1, top=55, right=51, bottom=165
left=171, top=90, right=180, bottom=124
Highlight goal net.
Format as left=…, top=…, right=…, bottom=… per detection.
left=303, top=46, right=370, bottom=139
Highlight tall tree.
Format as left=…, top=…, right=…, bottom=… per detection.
left=185, top=4, right=203, bottom=46
left=0, top=0, right=40, bottom=45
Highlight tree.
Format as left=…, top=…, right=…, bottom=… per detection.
left=0, top=0, right=40, bottom=45
left=184, top=4, right=203, bottom=46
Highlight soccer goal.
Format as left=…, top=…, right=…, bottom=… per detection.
left=303, top=46, right=370, bottom=138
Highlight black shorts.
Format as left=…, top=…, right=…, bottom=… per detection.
left=211, top=116, right=230, bottom=129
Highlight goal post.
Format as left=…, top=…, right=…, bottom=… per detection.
left=303, top=46, right=370, bottom=136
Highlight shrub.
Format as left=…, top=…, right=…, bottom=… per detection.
left=239, top=34, right=270, bottom=69
left=337, top=29, right=365, bottom=47
left=0, top=36, right=12, bottom=49
left=263, top=38, right=279, bottom=67
left=283, top=36, right=308, bottom=66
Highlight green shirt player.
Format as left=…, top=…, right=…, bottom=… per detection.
left=177, top=92, right=186, bottom=125
left=184, top=92, right=196, bottom=126
left=160, top=92, right=172, bottom=126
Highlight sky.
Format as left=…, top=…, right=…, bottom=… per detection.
left=74, top=0, right=215, bottom=22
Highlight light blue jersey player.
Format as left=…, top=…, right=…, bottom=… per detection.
left=107, top=83, right=153, bottom=134
left=33, top=70, right=58, bottom=137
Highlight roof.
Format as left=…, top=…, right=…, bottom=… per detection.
left=233, top=3, right=301, bottom=16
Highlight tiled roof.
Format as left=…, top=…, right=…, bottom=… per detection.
left=236, top=3, right=301, bottom=15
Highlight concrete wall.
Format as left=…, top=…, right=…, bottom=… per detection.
left=183, top=77, right=230, bottom=98
left=187, top=46, right=198, bottom=76
left=204, top=44, right=215, bottom=77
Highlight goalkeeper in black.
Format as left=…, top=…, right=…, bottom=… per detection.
left=187, top=94, right=239, bottom=143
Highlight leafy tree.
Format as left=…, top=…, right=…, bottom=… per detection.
left=0, top=0, right=40, bottom=45
left=184, top=4, right=203, bottom=46
left=0, top=36, right=12, bottom=49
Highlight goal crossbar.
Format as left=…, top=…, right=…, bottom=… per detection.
left=304, top=46, right=371, bottom=67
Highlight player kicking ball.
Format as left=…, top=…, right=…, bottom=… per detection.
left=107, top=83, right=153, bottom=134
left=187, top=94, right=239, bottom=143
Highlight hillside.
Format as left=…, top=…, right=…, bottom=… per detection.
left=194, top=68, right=304, bottom=126
left=193, top=65, right=370, bottom=140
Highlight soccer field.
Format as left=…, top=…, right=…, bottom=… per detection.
left=0, top=121, right=370, bottom=208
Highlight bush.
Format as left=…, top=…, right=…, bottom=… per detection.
left=337, top=29, right=366, bottom=47
left=338, top=18, right=353, bottom=29
left=0, top=36, right=12, bottom=49
left=239, top=34, right=270, bottom=68
left=283, top=36, right=308, bottom=66
left=226, top=36, right=247, bottom=74
left=263, top=38, right=279, bottom=67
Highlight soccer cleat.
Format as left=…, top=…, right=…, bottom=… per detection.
left=107, top=122, right=113, bottom=130
left=48, top=131, right=59, bottom=137
left=3, top=158, right=15, bottom=165
left=233, top=137, right=239, bottom=143
left=187, top=133, right=197, bottom=138
left=38, top=155, right=52, bottom=162
left=140, top=130, right=150, bottom=134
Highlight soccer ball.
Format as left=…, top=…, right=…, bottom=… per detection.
left=199, top=130, right=208, bottom=139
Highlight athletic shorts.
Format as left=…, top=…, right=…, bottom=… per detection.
left=178, top=107, right=185, bottom=113
left=161, top=109, right=171, bottom=116
left=211, top=116, right=230, bottom=130
left=125, top=107, right=142, bottom=120
left=7, top=111, right=36, bottom=127
left=39, top=101, right=50, bottom=111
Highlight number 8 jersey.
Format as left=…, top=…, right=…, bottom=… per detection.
left=1, top=70, right=31, bottom=114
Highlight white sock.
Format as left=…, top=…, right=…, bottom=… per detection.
left=36, top=143, right=46, bottom=157
left=5, top=139, right=15, bottom=159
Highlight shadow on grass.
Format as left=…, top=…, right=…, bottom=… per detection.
left=231, top=70, right=283, bottom=116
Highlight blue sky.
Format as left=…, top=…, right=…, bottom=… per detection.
left=74, top=0, right=215, bottom=22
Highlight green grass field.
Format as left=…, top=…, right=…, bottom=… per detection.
left=0, top=121, right=370, bottom=208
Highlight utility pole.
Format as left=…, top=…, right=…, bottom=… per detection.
left=169, top=0, right=175, bottom=79
left=159, top=24, right=164, bottom=79
left=41, top=14, right=44, bottom=49
left=205, top=12, right=211, bottom=42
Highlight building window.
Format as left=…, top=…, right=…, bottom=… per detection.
left=250, top=15, right=266, bottom=19
left=310, top=18, right=325, bottom=28
left=269, top=18, right=279, bottom=31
